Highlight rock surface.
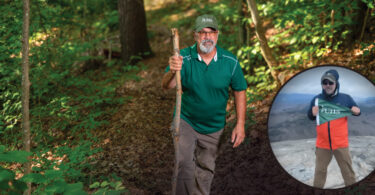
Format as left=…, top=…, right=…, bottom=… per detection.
left=271, top=136, right=375, bottom=189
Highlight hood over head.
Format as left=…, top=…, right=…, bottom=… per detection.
left=321, top=69, right=340, bottom=98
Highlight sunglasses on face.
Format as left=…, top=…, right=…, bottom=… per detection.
left=197, top=30, right=218, bottom=36
left=322, top=80, right=335, bottom=85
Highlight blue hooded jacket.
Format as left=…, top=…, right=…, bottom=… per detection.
left=307, top=69, right=359, bottom=120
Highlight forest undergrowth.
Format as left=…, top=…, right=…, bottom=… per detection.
left=1, top=0, right=374, bottom=194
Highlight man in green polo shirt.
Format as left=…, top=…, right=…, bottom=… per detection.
left=161, top=14, right=247, bottom=195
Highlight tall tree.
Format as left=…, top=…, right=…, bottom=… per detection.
left=118, top=0, right=152, bottom=65
left=21, top=0, right=31, bottom=194
left=246, top=0, right=280, bottom=85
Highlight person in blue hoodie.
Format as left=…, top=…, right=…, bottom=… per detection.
left=307, top=69, right=361, bottom=188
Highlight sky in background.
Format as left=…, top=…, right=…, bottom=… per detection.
left=279, top=65, right=375, bottom=98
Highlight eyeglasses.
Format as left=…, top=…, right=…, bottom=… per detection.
left=197, top=30, right=218, bottom=36
left=322, top=80, right=335, bottom=85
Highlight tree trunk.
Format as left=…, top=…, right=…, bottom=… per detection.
left=330, top=0, right=335, bottom=48
left=246, top=0, right=280, bottom=85
left=118, top=0, right=152, bottom=65
left=237, top=0, right=246, bottom=47
left=22, top=0, right=31, bottom=194
left=358, top=5, right=373, bottom=43
left=359, top=6, right=370, bottom=43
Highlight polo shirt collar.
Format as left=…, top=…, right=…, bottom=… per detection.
left=198, top=52, right=217, bottom=62
left=191, top=43, right=222, bottom=61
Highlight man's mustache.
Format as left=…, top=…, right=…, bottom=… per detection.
left=202, top=39, right=214, bottom=44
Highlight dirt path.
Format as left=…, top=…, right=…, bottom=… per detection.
left=92, top=24, right=176, bottom=194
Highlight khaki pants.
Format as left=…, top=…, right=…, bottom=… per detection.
left=173, top=119, right=223, bottom=195
left=313, top=147, right=356, bottom=188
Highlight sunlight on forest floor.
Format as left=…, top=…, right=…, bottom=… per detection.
left=145, top=0, right=175, bottom=10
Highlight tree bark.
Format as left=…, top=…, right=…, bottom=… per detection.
left=246, top=0, right=280, bottom=85
left=359, top=6, right=371, bottom=43
left=238, top=0, right=246, bottom=47
left=22, top=0, right=31, bottom=194
left=330, top=0, right=335, bottom=48
left=118, top=0, right=152, bottom=65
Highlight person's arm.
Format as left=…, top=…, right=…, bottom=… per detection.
left=347, top=95, right=361, bottom=116
left=231, top=90, right=246, bottom=148
left=307, top=98, right=317, bottom=120
left=161, top=71, right=176, bottom=89
left=161, top=55, right=182, bottom=90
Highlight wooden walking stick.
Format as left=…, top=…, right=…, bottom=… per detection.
left=171, top=28, right=182, bottom=195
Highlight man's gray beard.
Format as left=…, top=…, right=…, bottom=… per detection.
left=199, top=40, right=215, bottom=54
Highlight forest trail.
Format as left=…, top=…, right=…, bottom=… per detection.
left=93, top=24, right=177, bottom=194
left=92, top=14, right=375, bottom=195
left=90, top=19, right=294, bottom=193
left=89, top=18, right=271, bottom=193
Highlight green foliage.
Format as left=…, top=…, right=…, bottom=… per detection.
left=1, top=0, right=126, bottom=139
left=360, top=42, right=375, bottom=57
left=259, top=0, right=364, bottom=64
left=0, top=147, right=28, bottom=194
left=361, top=0, right=375, bottom=9
left=0, top=167, right=28, bottom=195
left=0, top=0, right=23, bottom=147
left=0, top=146, right=89, bottom=195
left=0, top=0, right=127, bottom=146
left=0, top=147, right=30, bottom=164
left=22, top=171, right=87, bottom=195
left=238, top=0, right=368, bottom=96
left=245, top=66, right=277, bottom=96
left=0, top=145, right=90, bottom=194
left=89, top=178, right=128, bottom=195
left=0, top=0, right=133, bottom=194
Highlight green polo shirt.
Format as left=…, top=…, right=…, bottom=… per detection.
left=166, top=44, right=247, bottom=134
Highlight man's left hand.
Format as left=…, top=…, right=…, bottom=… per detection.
left=351, top=106, right=360, bottom=115
left=231, top=124, right=245, bottom=148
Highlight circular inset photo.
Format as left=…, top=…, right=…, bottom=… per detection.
left=268, top=65, right=375, bottom=189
